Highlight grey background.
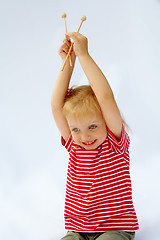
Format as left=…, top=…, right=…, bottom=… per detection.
left=0, top=0, right=160, bottom=239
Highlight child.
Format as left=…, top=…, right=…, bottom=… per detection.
left=51, top=32, right=139, bottom=240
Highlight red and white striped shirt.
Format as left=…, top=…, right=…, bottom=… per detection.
left=61, top=125, right=139, bottom=232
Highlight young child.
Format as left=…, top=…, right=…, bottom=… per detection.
left=51, top=32, right=139, bottom=240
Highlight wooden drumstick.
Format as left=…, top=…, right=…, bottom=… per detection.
left=61, top=13, right=72, bottom=66
left=61, top=13, right=67, bottom=32
left=77, top=16, right=86, bottom=32
left=61, top=16, right=87, bottom=71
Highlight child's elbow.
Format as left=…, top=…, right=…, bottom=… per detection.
left=51, top=95, right=57, bottom=109
left=51, top=97, right=57, bottom=113
left=51, top=100, right=63, bottom=116
left=51, top=100, right=57, bottom=113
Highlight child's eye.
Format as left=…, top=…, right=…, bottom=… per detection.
left=89, top=125, right=97, bottom=130
left=72, top=128, right=80, bottom=132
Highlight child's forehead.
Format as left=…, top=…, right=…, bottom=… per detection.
left=67, top=113, right=103, bottom=126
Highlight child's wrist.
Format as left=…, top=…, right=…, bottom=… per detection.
left=78, top=52, right=90, bottom=61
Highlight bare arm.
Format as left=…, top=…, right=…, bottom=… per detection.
left=51, top=38, right=76, bottom=140
left=67, top=32, right=122, bottom=139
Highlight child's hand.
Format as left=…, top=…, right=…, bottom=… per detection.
left=66, top=32, right=89, bottom=58
left=58, top=36, right=76, bottom=63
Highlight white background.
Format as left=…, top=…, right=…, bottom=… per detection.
left=0, top=0, right=160, bottom=239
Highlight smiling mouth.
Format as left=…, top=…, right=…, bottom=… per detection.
left=82, top=139, right=97, bottom=146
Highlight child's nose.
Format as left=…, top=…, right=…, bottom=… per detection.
left=81, top=132, right=91, bottom=141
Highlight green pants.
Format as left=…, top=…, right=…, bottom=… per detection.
left=61, top=231, right=135, bottom=240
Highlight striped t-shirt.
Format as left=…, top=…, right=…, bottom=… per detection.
left=61, top=125, right=139, bottom=232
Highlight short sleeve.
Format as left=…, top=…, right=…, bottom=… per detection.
left=61, top=134, right=73, bottom=153
left=107, top=124, right=130, bottom=153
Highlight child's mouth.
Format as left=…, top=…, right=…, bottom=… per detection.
left=82, top=139, right=97, bottom=146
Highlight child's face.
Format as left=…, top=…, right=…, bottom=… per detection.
left=67, top=112, right=107, bottom=150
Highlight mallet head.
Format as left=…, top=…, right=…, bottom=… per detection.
left=61, top=12, right=67, bottom=18
left=81, top=16, right=87, bottom=21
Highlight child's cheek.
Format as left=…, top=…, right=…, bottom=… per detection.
left=72, top=133, right=78, bottom=143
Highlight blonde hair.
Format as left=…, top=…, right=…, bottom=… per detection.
left=63, top=85, right=102, bottom=118
left=63, top=85, right=130, bottom=131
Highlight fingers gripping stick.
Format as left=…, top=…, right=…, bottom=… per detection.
left=61, top=13, right=72, bottom=67
left=61, top=16, right=87, bottom=71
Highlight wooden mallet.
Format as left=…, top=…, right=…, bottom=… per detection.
left=61, top=12, right=72, bottom=67
left=61, top=15, right=87, bottom=71
left=61, top=12, right=67, bottom=32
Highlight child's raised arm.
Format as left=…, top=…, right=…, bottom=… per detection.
left=67, top=32, right=122, bottom=140
left=51, top=37, right=76, bottom=141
